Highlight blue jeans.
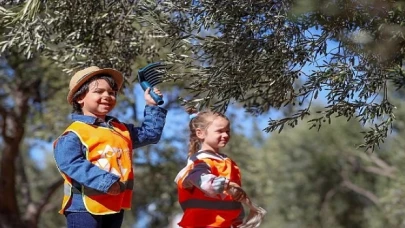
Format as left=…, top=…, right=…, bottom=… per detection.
left=65, top=210, right=124, bottom=228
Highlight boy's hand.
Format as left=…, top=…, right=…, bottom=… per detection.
left=144, top=87, right=163, bottom=106
left=227, top=182, right=247, bottom=202
left=107, top=182, right=121, bottom=195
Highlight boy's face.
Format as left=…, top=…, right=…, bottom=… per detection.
left=77, top=79, right=117, bottom=120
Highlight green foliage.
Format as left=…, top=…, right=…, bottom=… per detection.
left=263, top=117, right=368, bottom=227
left=3, top=0, right=405, bottom=150
left=155, top=0, right=405, bottom=150
left=0, top=0, right=186, bottom=76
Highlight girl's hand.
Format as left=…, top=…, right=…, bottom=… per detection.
left=107, top=182, right=121, bottom=195
left=144, top=87, right=163, bottom=106
left=227, top=182, right=247, bottom=202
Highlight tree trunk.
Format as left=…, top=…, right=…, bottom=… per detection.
left=0, top=123, right=25, bottom=227
left=0, top=93, right=28, bottom=228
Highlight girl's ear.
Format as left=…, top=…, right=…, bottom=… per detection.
left=196, top=128, right=205, bottom=139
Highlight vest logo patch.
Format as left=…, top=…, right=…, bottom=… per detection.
left=93, top=144, right=130, bottom=178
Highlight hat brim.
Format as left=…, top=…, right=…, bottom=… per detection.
left=67, top=68, right=124, bottom=104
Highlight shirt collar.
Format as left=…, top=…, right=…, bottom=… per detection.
left=71, top=114, right=120, bottom=125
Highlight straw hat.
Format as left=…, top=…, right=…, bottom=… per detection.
left=67, top=66, right=124, bottom=104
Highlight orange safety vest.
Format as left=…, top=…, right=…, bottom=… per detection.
left=54, top=121, right=134, bottom=215
left=175, top=151, right=244, bottom=228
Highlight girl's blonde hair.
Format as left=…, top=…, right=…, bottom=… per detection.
left=186, top=107, right=229, bottom=156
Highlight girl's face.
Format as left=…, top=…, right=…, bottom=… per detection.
left=197, top=116, right=231, bottom=153
left=77, top=79, right=117, bottom=120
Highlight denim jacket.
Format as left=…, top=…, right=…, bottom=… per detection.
left=53, top=105, right=167, bottom=212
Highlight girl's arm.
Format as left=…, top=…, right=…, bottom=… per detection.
left=53, top=132, right=120, bottom=193
left=125, top=105, right=167, bottom=148
left=183, top=160, right=230, bottom=197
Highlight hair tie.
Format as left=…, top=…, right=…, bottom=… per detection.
left=189, top=113, right=199, bottom=120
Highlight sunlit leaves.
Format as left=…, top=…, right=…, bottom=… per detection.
left=2, top=0, right=405, bottom=149
left=0, top=0, right=176, bottom=77
left=156, top=0, right=405, bottom=150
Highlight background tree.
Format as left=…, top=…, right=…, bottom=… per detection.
left=0, top=53, right=67, bottom=227
left=156, top=0, right=405, bottom=149
left=245, top=105, right=399, bottom=228
left=359, top=87, right=405, bottom=228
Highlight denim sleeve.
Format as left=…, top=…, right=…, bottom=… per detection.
left=53, top=132, right=120, bottom=193
left=125, top=105, right=167, bottom=149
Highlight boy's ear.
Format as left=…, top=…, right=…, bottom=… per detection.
left=76, top=94, right=85, bottom=105
left=196, top=128, right=205, bottom=139
left=77, top=98, right=84, bottom=105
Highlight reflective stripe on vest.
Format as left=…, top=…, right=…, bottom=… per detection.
left=54, top=121, right=134, bottom=215
left=64, top=180, right=134, bottom=196
left=180, top=199, right=242, bottom=210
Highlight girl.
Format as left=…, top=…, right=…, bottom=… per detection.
left=53, top=66, right=167, bottom=228
left=175, top=108, right=247, bottom=228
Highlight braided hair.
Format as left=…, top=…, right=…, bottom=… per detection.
left=186, top=107, right=229, bottom=156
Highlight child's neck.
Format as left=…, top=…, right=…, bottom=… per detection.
left=82, top=111, right=106, bottom=121
left=199, top=147, right=219, bottom=154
